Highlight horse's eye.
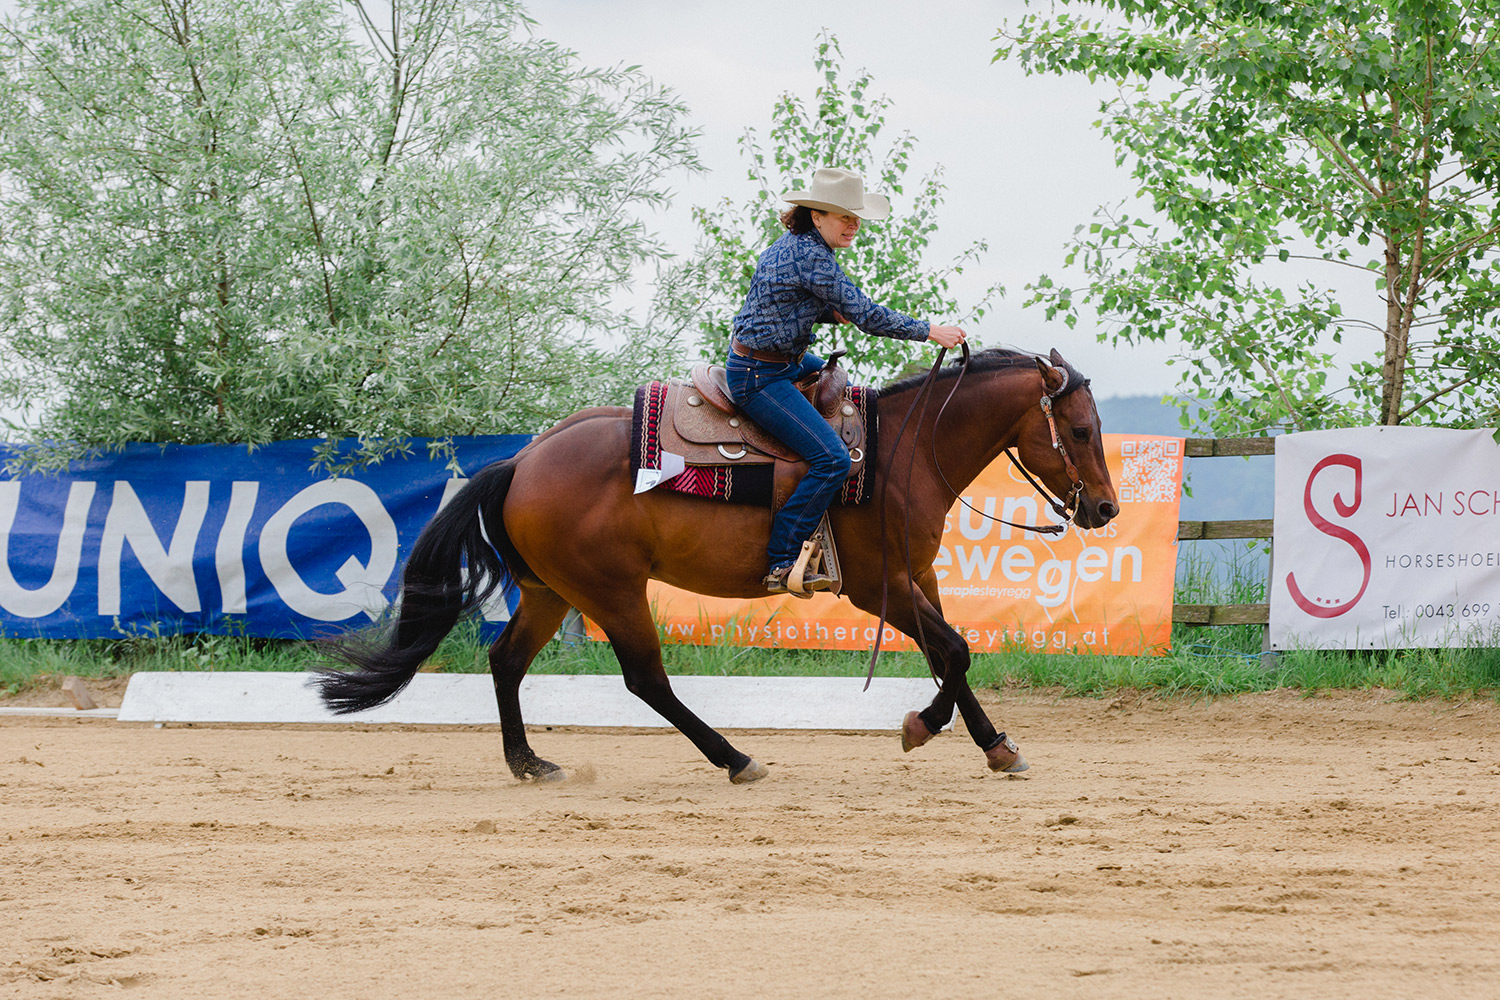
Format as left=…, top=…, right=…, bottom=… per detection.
left=1071, top=426, right=1091, bottom=442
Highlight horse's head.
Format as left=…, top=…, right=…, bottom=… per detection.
left=1017, top=349, right=1119, bottom=530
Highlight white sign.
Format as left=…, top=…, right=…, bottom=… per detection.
left=1270, top=427, right=1500, bottom=650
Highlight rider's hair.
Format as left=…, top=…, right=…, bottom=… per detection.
left=780, top=205, right=815, bottom=233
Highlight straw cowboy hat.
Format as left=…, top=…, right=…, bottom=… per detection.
left=780, top=167, right=891, bottom=221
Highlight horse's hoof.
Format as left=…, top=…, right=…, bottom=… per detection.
left=985, top=734, right=1029, bottom=773
left=901, top=711, right=936, bottom=752
left=518, top=759, right=567, bottom=783
left=729, top=759, right=769, bottom=784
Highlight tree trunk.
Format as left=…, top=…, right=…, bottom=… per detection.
left=1379, top=242, right=1408, bottom=425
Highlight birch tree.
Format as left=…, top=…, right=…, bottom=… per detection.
left=693, top=34, right=1002, bottom=381
left=999, top=0, right=1500, bottom=434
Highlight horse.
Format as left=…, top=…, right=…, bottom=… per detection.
left=313, top=347, right=1119, bottom=784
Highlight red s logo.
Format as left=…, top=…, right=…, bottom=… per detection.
left=1286, top=454, right=1371, bottom=618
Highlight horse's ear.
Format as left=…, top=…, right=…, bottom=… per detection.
left=1036, top=354, right=1067, bottom=395
left=1050, top=348, right=1068, bottom=367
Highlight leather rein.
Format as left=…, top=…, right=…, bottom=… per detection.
left=866, top=343, right=1091, bottom=687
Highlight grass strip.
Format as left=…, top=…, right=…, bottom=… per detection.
left=3, top=550, right=1498, bottom=700
left=3, top=624, right=1498, bottom=702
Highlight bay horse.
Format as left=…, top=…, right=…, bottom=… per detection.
left=314, top=347, right=1118, bottom=783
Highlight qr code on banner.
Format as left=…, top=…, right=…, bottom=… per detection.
left=1118, top=439, right=1181, bottom=503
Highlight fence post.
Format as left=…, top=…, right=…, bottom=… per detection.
left=1260, top=537, right=1278, bottom=670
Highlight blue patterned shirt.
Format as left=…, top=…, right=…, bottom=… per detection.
left=731, top=230, right=930, bottom=355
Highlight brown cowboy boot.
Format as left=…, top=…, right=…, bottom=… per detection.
left=766, top=537, right=834, bottom=597
left=763, top=564, right=833, bottom=598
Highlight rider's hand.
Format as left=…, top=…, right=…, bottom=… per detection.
left=928, top=325, right=967, bottom=349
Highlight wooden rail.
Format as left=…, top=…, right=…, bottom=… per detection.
left=1182, top=437, right=1276, bottom=457
left=1172, top=437, right=1274, bottom=629
left=1176, top=518, right=1273, bottom=541
left=1172, top=603, right=1270, bottom=626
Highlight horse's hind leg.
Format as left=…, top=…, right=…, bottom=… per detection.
left=489, top=586, right=571, bottom=781
left=594, top=600, right=766, bottom=783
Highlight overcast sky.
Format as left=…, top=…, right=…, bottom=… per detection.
left=522, top=0, right=1185, bottom=395
left=0, top=0, right=1189, bottom=403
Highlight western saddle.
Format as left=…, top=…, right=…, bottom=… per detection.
left=648, top=352, right=867, bottom=597
left=656, top=351, right=868, bottom=512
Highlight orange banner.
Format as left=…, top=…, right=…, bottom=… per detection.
left=592, top=434, right=1183, bottom=656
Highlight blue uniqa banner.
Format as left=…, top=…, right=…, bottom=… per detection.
left=0, top=436, right=531, bottom=639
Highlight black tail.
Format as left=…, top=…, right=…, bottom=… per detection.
left=311, top=459, right=524, bottom=714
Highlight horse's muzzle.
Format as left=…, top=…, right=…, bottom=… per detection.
left=1074, top=496, right=1119, bottom=530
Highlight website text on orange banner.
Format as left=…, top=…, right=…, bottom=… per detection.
left=661, top=619, right=1116, bottom=651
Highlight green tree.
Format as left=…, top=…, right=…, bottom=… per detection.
left=998, top=0, right=1500, bottom=435
left=0, top=0, right=699, bottom=470
left=692, top=33, right=1002, bottom=381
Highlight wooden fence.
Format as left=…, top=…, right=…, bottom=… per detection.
left=1172, top=437, right=1274, bottom=634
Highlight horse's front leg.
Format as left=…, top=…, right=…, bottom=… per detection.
left=889, top=573, right=1029, bottom=773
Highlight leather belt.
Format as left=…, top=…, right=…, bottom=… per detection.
left=731, top=337, right=803, bottom=365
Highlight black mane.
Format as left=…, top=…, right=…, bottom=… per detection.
left=876, top=347, right=1088, bottom=398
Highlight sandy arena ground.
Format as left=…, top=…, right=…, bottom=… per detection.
left=3, top=686, right=1499, bottom=999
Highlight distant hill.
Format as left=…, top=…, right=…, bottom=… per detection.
left=1095, top=394, right=1197, bottom=437
left=1096, top=395, right=1275, bottom=522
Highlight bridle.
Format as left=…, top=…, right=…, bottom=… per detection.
left=866, top=343, right=1092, bottom=686
left=996, top=371, right=1090, bottom=528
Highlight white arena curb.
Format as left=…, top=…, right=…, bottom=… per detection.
left=0, top=707, right=120, bottom=719
left=116, top=671, right=951, bottom=730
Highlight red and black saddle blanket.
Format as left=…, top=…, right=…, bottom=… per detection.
left=630, top=380, right=878, bottom=506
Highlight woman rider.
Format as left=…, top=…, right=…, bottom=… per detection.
left=727, top=167, right=968, bottom=595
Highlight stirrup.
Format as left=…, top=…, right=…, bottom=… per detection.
left=805, top=512, right=842, bottom=595
left=764, top=513, right=842, bottom=598
left=786, top=538, right=834, bottom=596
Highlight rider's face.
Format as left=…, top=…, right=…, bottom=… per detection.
left=811, top=210, right=860, bottom=249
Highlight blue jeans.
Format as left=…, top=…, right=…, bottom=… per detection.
left=725, top=351, right=852, bottom=572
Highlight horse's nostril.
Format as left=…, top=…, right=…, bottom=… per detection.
left=1099, top=501, right=1119, bottom=521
